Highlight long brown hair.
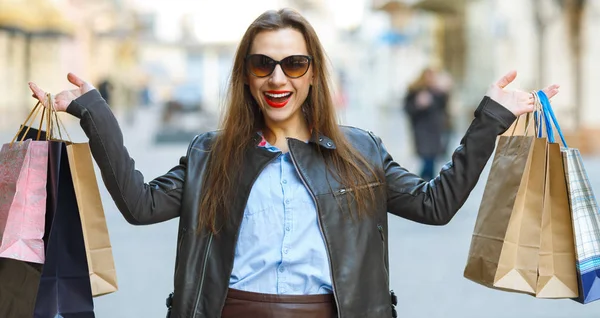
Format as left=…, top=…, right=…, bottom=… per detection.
left=198, top=8, right=380, bottom=234
left=408, top=67, right=435, bottom=93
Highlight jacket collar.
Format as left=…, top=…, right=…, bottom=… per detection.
left=251, top=131, right=337, bottom=150
left=309, top=132, right=336, bottom=149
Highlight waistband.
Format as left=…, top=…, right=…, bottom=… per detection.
left=226, top=288, right=334, bottom=304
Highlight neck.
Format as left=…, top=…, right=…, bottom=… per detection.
left=263, top=117, right=311, bottom=151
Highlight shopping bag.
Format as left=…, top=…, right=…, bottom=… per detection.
left=32, top=134, right=96, bottom=318
left=1, top=98, right=95, bottom=317
left=563, top=148, right=600, bottom=303
left=0, top=258, right=43, bottom=318
left=536, top=142, right=578, bottom=297
left=16, top=118, right=95, bottom=317
left=50, top=106, right=119, bottom=297
left=464, top=113, right=546, bottom=294
left=537, top=90, right=600, bottom=303
left=67, top=142, right=118, bottom=297
left=0, top=103, right=51, bottom=318
left=0, top=104, right=49, bottom=263
left=534, top=91, right=578, bottom=298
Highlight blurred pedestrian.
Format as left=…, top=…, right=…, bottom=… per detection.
left=29, top=8, right=559, bottom=318
left=97, top=79, right=113, bottom=105
left=404, top=68, right=451, bottom=180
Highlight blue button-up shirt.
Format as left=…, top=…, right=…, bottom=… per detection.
left=228, top=137, right=333, bottom=295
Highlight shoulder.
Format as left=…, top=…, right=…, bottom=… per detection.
left=339, top=125, right=381, bottom=150
left=187, top=130, right=221, bottom=154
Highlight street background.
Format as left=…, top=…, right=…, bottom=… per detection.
left=1, top=0, right=600, bottom=317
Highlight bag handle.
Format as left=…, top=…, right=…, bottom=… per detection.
left=532, top=91, right=547, bottom=139
left=508, top=108, right=539, bottom=138
left=47, top=93, right=72, bottom=143
left=536, top=90, right=568, bottom=147
left=11, top=102, right=42, bottom=145
left=10, top=94, right=55, bottom=145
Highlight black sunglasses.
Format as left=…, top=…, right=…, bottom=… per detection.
left=246, top=54, right=312, bottom=78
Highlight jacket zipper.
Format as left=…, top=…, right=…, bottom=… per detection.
left=192, top=232, right=213, bottom=317
left=334, top=181, right=381, bottom=196
left=377, top=224, right=389, bottom=287
left=288, top=141, right=342, bottom=316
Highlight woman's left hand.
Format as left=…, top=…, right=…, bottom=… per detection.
left=486, top=70, right=560, bottom=116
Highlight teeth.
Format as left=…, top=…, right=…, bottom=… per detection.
left=265, top=92, right=292, bottom=98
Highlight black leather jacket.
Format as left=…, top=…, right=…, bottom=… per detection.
left=67, top=90, right=516, bottom=318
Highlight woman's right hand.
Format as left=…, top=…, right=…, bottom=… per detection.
left=29, top=73, right=95, bottom=112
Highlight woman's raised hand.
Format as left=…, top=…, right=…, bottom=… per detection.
left=29, top=73, right=95, bottom=112
left=486, top=70, right=560, bottom=116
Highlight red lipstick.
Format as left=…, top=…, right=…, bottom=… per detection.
left=264, top=91, right=292, bottom=108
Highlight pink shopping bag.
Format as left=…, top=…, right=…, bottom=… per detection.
left=0, top=101, right=53, bottom=264
left=0, top=139, right=49, bottom=263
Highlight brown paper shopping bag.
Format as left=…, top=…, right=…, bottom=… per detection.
left=48, top=103, right=118, bottom=297
left=464, top=114, right=546, bottom=294
left=66, top=142, right=118, bottom=297
left=535, top=141, right=578, bottom=298
left=533, top=90, right=578, bottom=298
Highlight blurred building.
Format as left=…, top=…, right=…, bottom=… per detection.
left=0, top=0, right=142, bottom=129
left=131, top=0, right=362, bottom=115
left=0, top=0, right=75, bottom=129
left=0, top=0, right=368, bottom=129
left=2, top=0, right=598, bottom=154
left=373, top=0, right=600, bottom=154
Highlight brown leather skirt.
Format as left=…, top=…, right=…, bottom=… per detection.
left=221, top=288, right=337, bottom=318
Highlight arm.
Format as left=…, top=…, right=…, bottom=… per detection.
left=379, top=97, right=516, bottom=225
left=67, top=90, right=189, bottom=225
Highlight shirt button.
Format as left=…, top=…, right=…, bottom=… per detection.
left=283, top=248, right=289, bottom=254
left=279, top=267, right=285, bottom=273
left=285, top=227, right=290, bottom=231
left=285, top=199, right=290, bottom=204
left=282, top=179, right=287, bottom=184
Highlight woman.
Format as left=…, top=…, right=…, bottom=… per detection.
left=29, top=8, right=558, bottom=318
left=404, top=68, right=450, bottom=180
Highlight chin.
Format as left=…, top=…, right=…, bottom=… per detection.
left=264, top=112, right=291, bottom=123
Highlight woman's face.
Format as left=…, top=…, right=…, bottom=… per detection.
left=246, top=28, right=313, bottom=129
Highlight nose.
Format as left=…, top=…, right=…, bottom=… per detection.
left=269, top=65, right=287, bottom=86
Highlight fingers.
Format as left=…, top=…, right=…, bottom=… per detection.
left=528, top=93, right=535, bottom=106
left=67, top=73, right=85, bottom=87
left=541, top=84, right=560, bottom=99
left=495, top=70, right=517, bottom=89
left=28, top=82, right=47, bottom=104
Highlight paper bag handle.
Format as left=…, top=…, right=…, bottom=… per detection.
left=11, top=94, right=55, bottom=145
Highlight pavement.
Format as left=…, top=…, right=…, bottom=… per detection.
left=1, top=104, right=600, bottom=317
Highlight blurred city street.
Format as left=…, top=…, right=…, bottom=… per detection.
left=3, top=102, right=597, bottom=318
left=3, top=0, right=600, bottom=317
